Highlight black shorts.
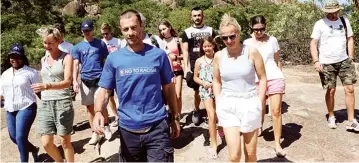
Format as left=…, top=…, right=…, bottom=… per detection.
left=110, top=89, right=115, bottom=97
left=174, top=70, right=184, bottom=76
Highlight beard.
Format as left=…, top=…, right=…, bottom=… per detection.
left=193, top=19, right=203, bottom=26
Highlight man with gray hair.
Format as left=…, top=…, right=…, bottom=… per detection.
left=310, top=0, right=358, bottom=131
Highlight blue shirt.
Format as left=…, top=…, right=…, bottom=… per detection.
left=72, top=38, right=109, bottom=80
left=98, top=44, right=174, bottom=130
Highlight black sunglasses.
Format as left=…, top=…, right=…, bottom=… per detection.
left=101, top=33, right=109, bottom=36
left=252, top=27, right=266, bottom=32
left=221, top=34, right=237, bottom=41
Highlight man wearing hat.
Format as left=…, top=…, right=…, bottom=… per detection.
left=71, top=20, right=112, bottom=145
left=310, top=0, right=358, bottom=131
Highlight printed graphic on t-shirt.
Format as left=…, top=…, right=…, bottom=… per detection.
left=119, top=67, right=158, bottom=76
left=182, top=26, right=214, bottom=62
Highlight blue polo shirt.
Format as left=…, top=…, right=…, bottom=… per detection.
left=98, top=44, right=174, bottom=130
left=72, top=38, right=109, bottom=80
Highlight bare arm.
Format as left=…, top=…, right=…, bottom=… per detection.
left=310, top=39, right=319, bottom=63
left=193, top=59, right=202, bottom=85
left=162, top=82, right=179, bottom=115
left=93, top=87, right=112, bottom=134
left=73, top=59, right=80, bottom=83
left=212, top=51, right=222, bottom=98
left=274, top=51, right=283, bottom=71
left=348, top=36, right=354, bottom=59
left=250, top=48, right=267, bottom=102
left=181, top=42, right=190, bottom=73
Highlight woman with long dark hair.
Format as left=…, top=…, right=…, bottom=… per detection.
left=0, top=44, right=40, bottom=162
left=244, top=15, right=286, bottom=157
left=158, top=20, right=184, bottom=114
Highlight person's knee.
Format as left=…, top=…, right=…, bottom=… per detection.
left=271, top=108, right=281, bottom=118
left=42, top=137, right=53, bottom=149
left=326, top=88, right=336, bottom=97
left=344, top=86, right=354, bottom=95
left=61, top=137, right=73, bottom=149
left=15, top=134, right=26, bottom=144
left=245, top=152, right=257, bottom=161
left=228, top=153, right=240, bottom=162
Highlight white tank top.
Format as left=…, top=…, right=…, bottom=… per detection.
left=219, top=45, right=256, bottom=93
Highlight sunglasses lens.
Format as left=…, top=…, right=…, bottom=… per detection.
left=222, top=34, right=236, bottom=41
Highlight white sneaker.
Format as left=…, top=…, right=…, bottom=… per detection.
left=104, top=126, right=112, bottom=140
left=89, top=132, right=100, bottom=145
left=346, top=119, right=359, bottom=131
left=327, top=116, right=337, bottom=129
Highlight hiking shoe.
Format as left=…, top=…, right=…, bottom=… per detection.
left=111, top=119, right=119, bottom=127
left=346, top=119, right=359, bottom=131
left=31, top=146, right=40, bottom=161
left=104, top=126, right=113, bottom=140
left=89, top=132, right=100, bottom=145
left=327, top=116, right=337, bottom=129
left=192, top=110, right=201, bottom=126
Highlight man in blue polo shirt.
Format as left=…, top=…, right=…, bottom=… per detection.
left=93, top=9, right=180, bottom=162
left=71, top=20, right=112, bottom=145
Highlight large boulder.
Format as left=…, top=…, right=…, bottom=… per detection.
left=62, top=0, right=86, bottom=17
left=84, top=3, right=101, bottom=16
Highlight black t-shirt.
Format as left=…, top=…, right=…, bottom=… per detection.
left=181, top=25, right=216, bottom=71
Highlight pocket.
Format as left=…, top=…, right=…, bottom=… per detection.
left=163, top=147, right=174, bottom=162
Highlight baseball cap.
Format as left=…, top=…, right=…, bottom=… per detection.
left=8, top=44, right=25, bottom=56
left=81, top=20, right=94, bottom=31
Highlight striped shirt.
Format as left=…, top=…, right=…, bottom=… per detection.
left=0, top=66, right=40, bottom=112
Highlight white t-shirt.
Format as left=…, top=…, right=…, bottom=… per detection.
left=58, top=41, right=73, bottom=54
left=311, top=17, right=353, bottom=64
left=102, top=37, right=121, bottom=53
left=120, top=34, right=170, bottom=54
left=244, top=36, right=284, bottom=81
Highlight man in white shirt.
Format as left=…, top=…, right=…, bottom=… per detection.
left=310, top=0, right=358, bottom=131
left=100, top=23, right=120, bottom=127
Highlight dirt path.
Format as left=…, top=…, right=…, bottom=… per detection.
left=1, top=66, right=359, bottom=162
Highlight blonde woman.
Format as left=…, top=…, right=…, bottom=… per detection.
left=32, top=27, right=74, bottom=162
left=213, top=14, right=267, bottom=162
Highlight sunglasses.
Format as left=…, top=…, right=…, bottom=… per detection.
left=252, top=28, right=266, bottom=32
left=101, top=33, right=109, bottom=36
left=221, top=34, right=237, bottom=41
left=82, top=30, right=92, bottom=33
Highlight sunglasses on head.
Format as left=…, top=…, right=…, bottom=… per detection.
left=252, top=27, right=266, bottom=32
left=221, top=34, right=237, bottom=41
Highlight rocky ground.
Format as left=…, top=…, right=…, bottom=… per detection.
left=1, top=65, right=359, bottom=162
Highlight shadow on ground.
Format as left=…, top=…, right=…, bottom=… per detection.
left=258, top=156, right=293, bottom=162
left=262, top=123, right=302, bottom=149
left=326, top=108, right=359, bottom=124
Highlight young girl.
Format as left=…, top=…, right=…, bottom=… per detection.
left=193, top=36, right=223, bottom=159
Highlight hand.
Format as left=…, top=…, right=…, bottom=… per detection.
left=171, top=77, right=176, bottom=84
left=73, top=81, right=79, bottom=93
left=171, top=119, right=181, bottom=139
left=93, top=111, right=105, bottom=135
left=169, top=53, right=176, bottom=61
left=31, top=83, right=47, bottom=93
left=314, top=62, right=323, bottom=72
left=202, top=81, right=212, bottom=89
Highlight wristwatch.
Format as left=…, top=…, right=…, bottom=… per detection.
left=173, top=114, right=181, bottom=122
left=44, top=84, right=48, bottom=90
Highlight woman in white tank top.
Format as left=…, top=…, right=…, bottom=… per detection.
left=244, top=15, right=286, bottom=158
left=212, top=14, right=267, bottom=162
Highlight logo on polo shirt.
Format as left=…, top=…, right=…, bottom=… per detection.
left=119, top=67, right=157, bottom=76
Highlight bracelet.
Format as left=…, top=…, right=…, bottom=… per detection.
left=313, top=60, right=319, bottom=64
left=95, top=110, right=102, bottom=114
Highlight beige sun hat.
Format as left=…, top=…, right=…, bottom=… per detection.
left=321, top=0, right=344, bottom=13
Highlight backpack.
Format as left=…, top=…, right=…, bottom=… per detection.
left=339, top=16, right=349, bottom=56
left=148, top=34, right=160, bottom=48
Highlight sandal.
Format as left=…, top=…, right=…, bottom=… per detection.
left=275, top=148, right=286, bottom=158
left=207, top=147, right=218, bottom=159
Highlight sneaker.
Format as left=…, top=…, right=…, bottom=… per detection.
left=192, top=110, right=201, bottom=126
left=104, top=126, right=112, bottom=140
left=31, top=146, right=40, bottom=161
left=111, top=119, right=119, bottom=127
left=89, top=132, right=100, bottom=145
left=346, top=119, right=359, bottom=131
left=327, top=116, right=337, bottom=129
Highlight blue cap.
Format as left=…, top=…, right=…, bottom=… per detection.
left=81, top=20, right=94, bottom=31
left=9, top=44, right=25, bottom=56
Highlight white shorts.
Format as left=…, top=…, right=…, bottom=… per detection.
left=80, top=81, right=98, bottom=106
left=216, top=90, right=262, bottom=133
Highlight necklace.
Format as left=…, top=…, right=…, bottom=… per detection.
left=204, top=55, right=213, bottom=65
